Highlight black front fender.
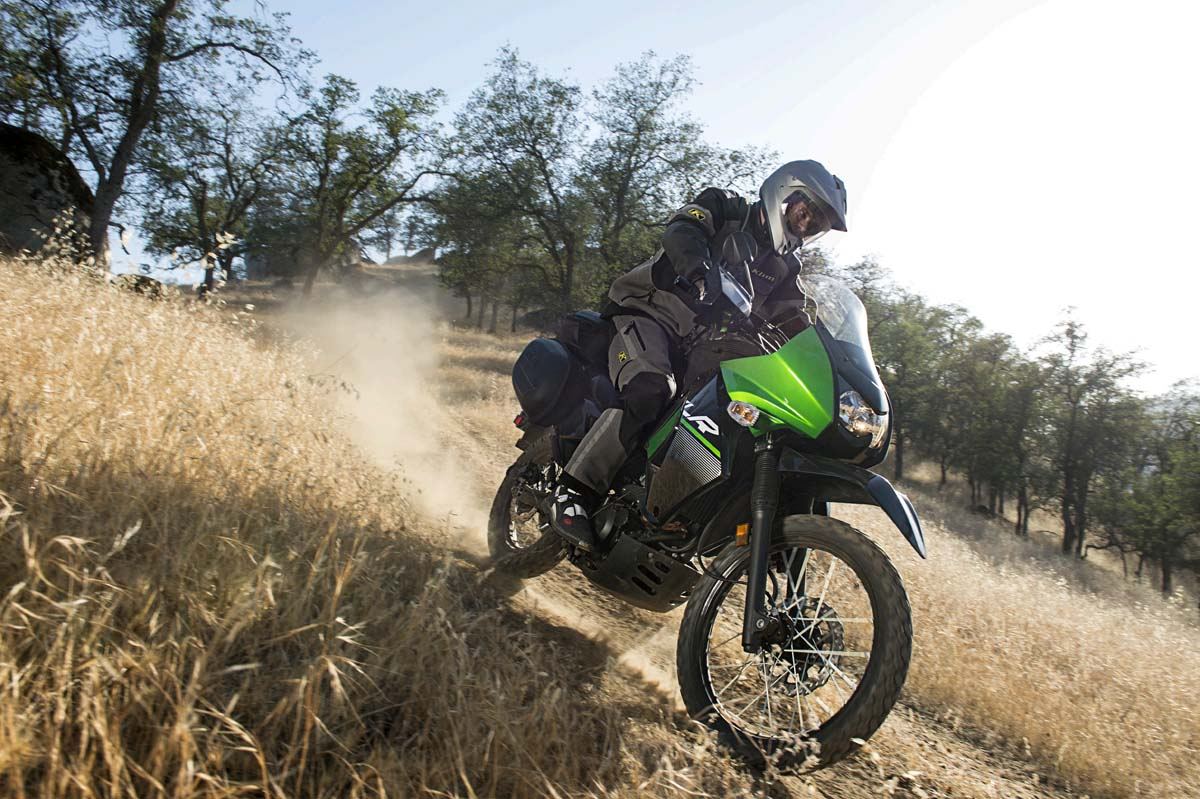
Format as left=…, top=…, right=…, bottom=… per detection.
left=778, top=449, right=927, bottom=558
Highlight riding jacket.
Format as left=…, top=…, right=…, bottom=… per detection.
left=605, top=188, right=811, bottom=339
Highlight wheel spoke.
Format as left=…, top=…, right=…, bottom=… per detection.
left=714, top=652, right=759, bottom=696
left=759, top=655, right=775, bottom=732
left=800, top=559, right=837, bottom=637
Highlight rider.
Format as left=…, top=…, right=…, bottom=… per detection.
left=550, top=160, right=849, bottom=552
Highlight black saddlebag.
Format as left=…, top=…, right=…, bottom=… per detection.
left=512, top=338, right=586, bottom=427
left=555, top=311, right=614, bottom=371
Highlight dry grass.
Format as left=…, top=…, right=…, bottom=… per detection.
left=853, top=500, right=1200, bottom=799
left=0, top=258, right=764, bottom=798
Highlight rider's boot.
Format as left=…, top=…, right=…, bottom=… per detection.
left=550, top=482, right=598, bottom=553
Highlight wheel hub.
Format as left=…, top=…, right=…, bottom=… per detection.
left=507, top=464, right=553, bottom=548
left=770, top=598, right=844, bottom=696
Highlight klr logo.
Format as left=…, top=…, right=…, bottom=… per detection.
left=683, top=401, right=719, bottom=436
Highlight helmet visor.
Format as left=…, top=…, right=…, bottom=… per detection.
left=783, top=191, right=832, bottom=245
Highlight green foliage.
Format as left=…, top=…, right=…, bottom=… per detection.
left=1091, top=384, right=1200, bottom=592
left=0, top=0, right=305, bottom=258
left=823, top=258, right=1196, bottom=592
left=139, top=86, right=280, bottom=291
left=254, top=74, right=444, bottom=292
left=443, top=48, right=774, bottom=314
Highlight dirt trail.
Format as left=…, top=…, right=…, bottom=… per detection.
left=282, top=264, right=1080, bottom=798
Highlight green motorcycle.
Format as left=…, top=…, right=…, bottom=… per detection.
left=490, top=234, right=925, bottom=768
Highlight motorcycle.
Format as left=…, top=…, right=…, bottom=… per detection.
left=489, top=232, right=925, bottom=769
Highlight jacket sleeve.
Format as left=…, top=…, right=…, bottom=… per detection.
left=662, top=187, right=730, bottom=280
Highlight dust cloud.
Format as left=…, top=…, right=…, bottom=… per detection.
left=277, top=267, right=490, bottom=547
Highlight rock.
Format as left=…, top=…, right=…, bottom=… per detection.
left=0, top=123, right=94, bottom=259
left=111, top=273, right=166, bottom=299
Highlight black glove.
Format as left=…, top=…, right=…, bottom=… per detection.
left=674, top=257, right=712, bottom=301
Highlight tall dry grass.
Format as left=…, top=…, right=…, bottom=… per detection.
left=0, top=258, right=762, bottom=798
left=835, top=488, right=1200, bottom=798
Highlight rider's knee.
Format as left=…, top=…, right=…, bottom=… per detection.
left=622, top=372, right=674, bottom=424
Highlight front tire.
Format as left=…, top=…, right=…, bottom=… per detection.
left=487, top=434, right=566, bottom=578
left=676, top=514, right=911, bottom=769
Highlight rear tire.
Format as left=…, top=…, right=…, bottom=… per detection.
left=487, top=435, right=566, bottom=578
left=676, top=514, right=911, bottom=770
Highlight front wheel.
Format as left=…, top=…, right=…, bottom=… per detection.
left=487, top=434, right=566, bottom=578
left=677, top=514, right=912, bottom=769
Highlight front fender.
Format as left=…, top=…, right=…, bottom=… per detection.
left=778, top=449, right=927, bottom=558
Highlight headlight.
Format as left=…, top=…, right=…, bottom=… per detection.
left=839, top=390, right=888, bottom=449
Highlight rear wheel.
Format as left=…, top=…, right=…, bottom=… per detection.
left=677, top=514, right=911, bottom=769
left=487, top=434, right=566, bottom=577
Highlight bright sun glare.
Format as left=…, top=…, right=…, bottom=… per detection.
left=849, top=0, right=1199, bottom=392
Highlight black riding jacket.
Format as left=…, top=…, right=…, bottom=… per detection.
left=606, top=188, right=810, bottom=339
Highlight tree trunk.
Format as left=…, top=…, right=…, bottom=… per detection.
left=488, top=300, right=499, bottom=334
left=1071, top=491, right=1088, bottom=558
left=199, top=261, right=216, bottom=298
left=511, top=304, right=518, bottom=332
left=562, top=241, right=576, bottom=310
left=302, top=261, right=319, bottom=297
left=219, top=250, right=236, bottom=284
left=939, top=458, right=949, bottom=487
left=1016, top=484, right=1028, bottom=537
left=463, top=291, right=473, bottom=321
left=1061, top=472, right=1075, bottom=553
left=476, top=295, right=486, bottom=329
left=892, top=429, right=904, bottom=482
left=1061, top=510, right=1075, bottom=554
left=1161, top=557, right=1172, bottom=594
left=87, top=0, right=182, bottom=262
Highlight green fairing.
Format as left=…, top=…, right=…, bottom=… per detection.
left=646, top=407, right=682, bottom=455
left=721, top=328, right=834, bottom=438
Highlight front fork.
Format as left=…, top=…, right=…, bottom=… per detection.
left=742, top=434, right=782, bottom=652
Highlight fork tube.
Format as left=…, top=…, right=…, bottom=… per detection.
left=743, top=434, right=781, bottom=651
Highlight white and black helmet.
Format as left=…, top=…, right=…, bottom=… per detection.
left=759, top=160, right=848, bottom=254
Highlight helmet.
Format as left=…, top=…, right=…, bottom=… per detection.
left=758, top=161, right=848, bottom=254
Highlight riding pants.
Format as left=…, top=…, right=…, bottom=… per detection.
left=564, top=315, right=678, bottom=494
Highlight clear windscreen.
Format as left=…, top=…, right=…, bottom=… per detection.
left=799, top=274, right=882, bottom=388
left=720, top=267, right=753, bottom=317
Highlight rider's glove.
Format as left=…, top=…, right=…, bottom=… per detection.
left=680, top=257, right=712, bottom=283
left=675, top=258, right=720, bottom=307
left=698, top=261, right=723, bottom=308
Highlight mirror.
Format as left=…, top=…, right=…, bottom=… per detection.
left=720, top=230, right=758, bottom=300
left=720, top=230, right=758, bottom=267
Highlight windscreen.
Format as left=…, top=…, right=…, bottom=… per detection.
left=799, top=274, right=886, bottom=405
left=720, top=267, right=753, bottom=317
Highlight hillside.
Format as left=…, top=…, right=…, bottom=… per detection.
left=1, top=256, right=1197, bottom=798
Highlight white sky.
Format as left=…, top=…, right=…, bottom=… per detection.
left=119, top=0, right=1199, bottom=394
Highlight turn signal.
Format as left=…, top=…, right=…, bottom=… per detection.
left=735, top=523, right=750, bottom=546
left=727, top=401, right=760, bottom=427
